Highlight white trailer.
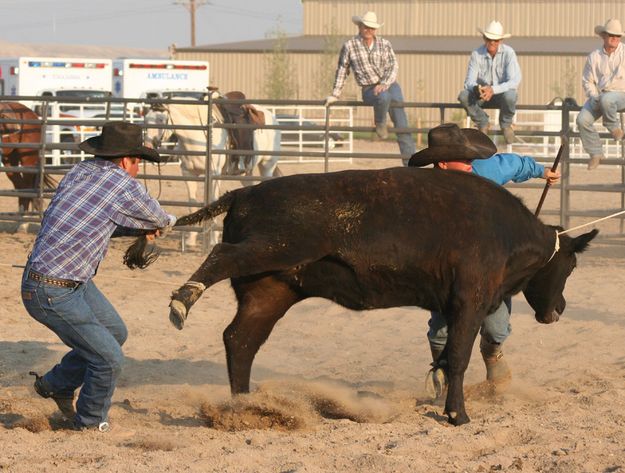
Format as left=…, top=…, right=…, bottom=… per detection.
left=112, top=58, right=209, bottom=102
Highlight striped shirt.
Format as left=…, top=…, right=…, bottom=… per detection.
left=29, top=158, right=174, bottom=282
left=463, top=43, right=522, bottom=95
left=331, top=35, right=399, bottom=98
left=582, top=42, right=625, bottom=98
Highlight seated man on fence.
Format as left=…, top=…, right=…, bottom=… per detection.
left=458, top=20, right=521, bottom=144
left=577, top=19, right=625, bottom=170
left=324, top=10, right=416, bottom=165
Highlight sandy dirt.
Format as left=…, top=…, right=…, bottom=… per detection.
left=1, top=140, right=624, bottom=472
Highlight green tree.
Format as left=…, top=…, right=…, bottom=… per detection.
left=550, top=59, right=578, bottom=100
left=264, top=23, right=298, bottom=100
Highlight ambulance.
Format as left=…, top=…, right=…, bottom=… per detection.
left=112, top=58, right=209, bottom=107
left=0, top=57, right=114, bottom=164
left=0, top=57, right=113, bottom=111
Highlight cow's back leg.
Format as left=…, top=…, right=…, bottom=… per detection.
left=444, top=307, right=483, bottom=426
left=169, top=240, right=323, bottom=329
left=225, top=276, right=300, bottom=394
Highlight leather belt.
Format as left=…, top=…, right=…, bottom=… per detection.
left=28, top=270, right=81, bottom=289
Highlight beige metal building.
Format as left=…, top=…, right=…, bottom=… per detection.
left=174, top=0, right=625, bottom=126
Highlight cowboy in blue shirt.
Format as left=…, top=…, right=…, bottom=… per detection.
left=409, top=123, right=559, bottom=397
left=21, top=122, right=176, bottom=432
left=458, top=21, right=522, bottom=144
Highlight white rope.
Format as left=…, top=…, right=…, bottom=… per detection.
left=184, top=280, right=207, bottom=291
left=547, top=231, right=560, bottom=263
left=558, top=209, right=625, bottom=236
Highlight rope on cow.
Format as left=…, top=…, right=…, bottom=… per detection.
left=183, top=280, right=207, bottom=292
left=547, top=231, right=560, bottom=263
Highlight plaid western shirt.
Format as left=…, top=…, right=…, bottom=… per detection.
left=331, top=35, right=399, bottom=98
left=28, top=158, right=174, bottom=282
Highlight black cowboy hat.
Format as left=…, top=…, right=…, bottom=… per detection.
left=79, top=121, right=161, bottom=163
left=408, top=123, right=497, bottom=167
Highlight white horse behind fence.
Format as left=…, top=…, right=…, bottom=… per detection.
left=145, top=96, right=281, bottom=246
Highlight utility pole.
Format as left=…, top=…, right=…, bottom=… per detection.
left=174, top=0, right=208, bottom=47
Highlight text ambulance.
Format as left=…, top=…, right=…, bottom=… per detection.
left=112, top=58, right=209, bottom=104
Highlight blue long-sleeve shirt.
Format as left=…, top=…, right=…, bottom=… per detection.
left=463, top=43, right=522, bottom=95
left=472, top=153, right=545, bottom=185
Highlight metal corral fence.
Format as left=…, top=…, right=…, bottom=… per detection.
left=1, top=94, right=625, bottom=246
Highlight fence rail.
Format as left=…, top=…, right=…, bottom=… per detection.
left=1, top=94, right=625, bottom=245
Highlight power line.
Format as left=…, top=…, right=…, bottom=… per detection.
left=0, top=4, right=174, bottom=32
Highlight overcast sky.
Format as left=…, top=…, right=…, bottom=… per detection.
left=0, top=0, right=303, bottom=50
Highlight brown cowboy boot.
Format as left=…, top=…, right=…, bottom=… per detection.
left=30, top=371, right=76, bottom=420
left=479, top=338, right=512, bottom=389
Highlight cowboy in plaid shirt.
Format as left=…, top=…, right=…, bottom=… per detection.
left=22, top=122, right=176, bottom=432
left=325, top=11, right=415, bottom=164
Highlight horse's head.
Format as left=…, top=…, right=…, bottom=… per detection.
left=144, top=106, right=172, bottom=149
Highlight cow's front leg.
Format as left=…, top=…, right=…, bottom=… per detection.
left=444, top=310, right=482, bottom=426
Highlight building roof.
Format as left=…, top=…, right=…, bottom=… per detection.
left=177, top=35, right=600, bottom=56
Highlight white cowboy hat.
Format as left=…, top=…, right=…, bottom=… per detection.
left=477, top=20, right=511, bottom=40
left=594, top=19, right=624, bottom=36
left=352, top=11, right=383, bottom=29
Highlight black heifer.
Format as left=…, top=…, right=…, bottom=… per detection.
left=133, top=168, right=597, bottom=425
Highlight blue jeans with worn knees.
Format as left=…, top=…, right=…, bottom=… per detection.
left=577, top=93, right=625, bottom=156
left=21, top=270, right=127, bottom=427
left=479, top=299, right=512, bottom=345
left=427, top=298, right=512, bottom=351
left=599, top=91, right=625, bottom=130
left=458, top=88, right=518, bottom=129
left=362, top=82, right=416, bottom=162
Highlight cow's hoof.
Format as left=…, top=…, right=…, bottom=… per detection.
left=446, top=410, right=470, bottom=426
left=169, top=300, right=187, bottom=330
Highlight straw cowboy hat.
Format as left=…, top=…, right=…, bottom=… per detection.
left=594, top=19, right=624, bottom=36
left=352, top=11, right=383, bottom=29
left=408, top=123, right=497, bottom=167
left=79, top=121, right=161, bottom=163
left=478, top=20, right=511, bottom=40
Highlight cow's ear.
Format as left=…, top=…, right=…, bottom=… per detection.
left=572, top=229, right=599, bottom=253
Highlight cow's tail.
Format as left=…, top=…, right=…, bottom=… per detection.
left=175, top=191, right=235, bottom=227
left=123, top=191, right=236, bottom=270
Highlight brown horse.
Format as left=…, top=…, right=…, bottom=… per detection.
left=0, top=101, right=55, bottom=212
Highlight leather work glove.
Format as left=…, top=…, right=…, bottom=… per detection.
left=324, top=95, right=338, bottom=107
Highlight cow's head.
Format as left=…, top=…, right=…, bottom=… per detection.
left=523, top=229, right=598, bottom=324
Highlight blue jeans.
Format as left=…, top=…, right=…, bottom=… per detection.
left=576, top=92, right=625, bottom=157
left=458, top=88, right=518, bottom=129
left=362, top=82, right=416, bottom=163
left=427, top=298, right=512, bottom=351
left=21, top=268, right=127, bottom=427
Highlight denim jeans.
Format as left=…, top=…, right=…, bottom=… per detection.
left=21, top=267, right=127, bottom=427
left=427, top=297, right=512, bottom=351
left=576, top=92, right=625, bottom=156
left=362, top=82, right=416, bottom=163
left=458, top=88, right=518, bottom=129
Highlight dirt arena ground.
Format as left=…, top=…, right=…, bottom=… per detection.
left=1, top=140, right=624, bottom=472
